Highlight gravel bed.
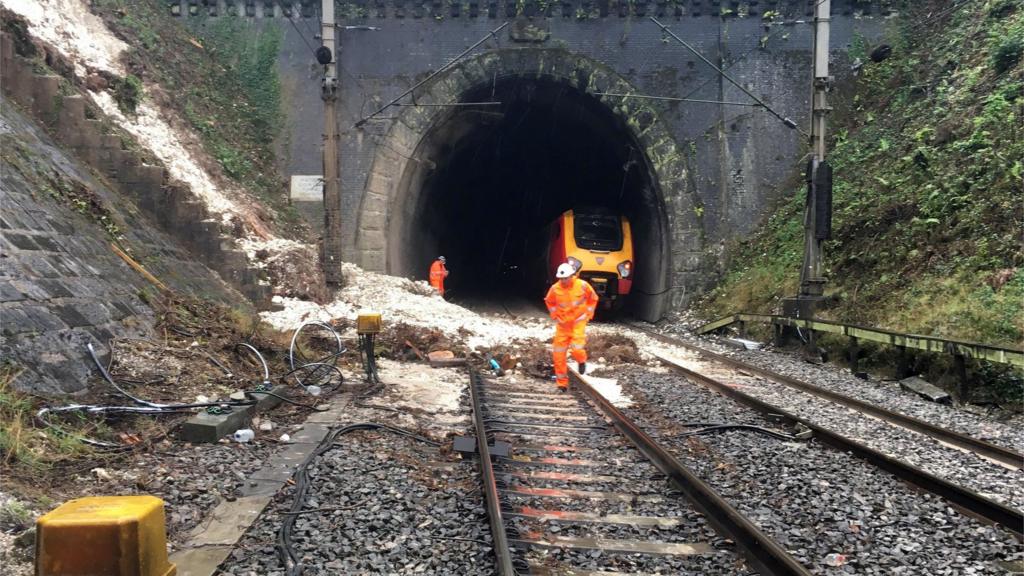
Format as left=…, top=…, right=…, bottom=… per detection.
left=220, top=430, right=492, bottom=575
left=625, top=337, right=1024, bottom=510
left=487, top=410, right=609, bottom=427
left=717, top=369, right=1023, bottom=510
left=509, top=515, right=716, bottom=544
left=508, top=494, right=674, bottom=516
left=608, top=366, right=1024, bottom=575
left=656, top=326, right=1024, bottom=450
left=152, top=441, right=277, bottom=539
left=526, top=547, right=746, bottom=574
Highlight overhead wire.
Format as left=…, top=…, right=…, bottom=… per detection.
left=650, top=16, right=805, bottom=135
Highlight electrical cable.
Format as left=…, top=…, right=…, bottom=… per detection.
left=88, top=343, right=255, bottom=411
left=650, top=16, right=805, bottom=135
left=289, top=321, right=345, bottom=371
left=274, top=0, right=320, bottom=58
left=354, top=21, right=510, bottom=127
left=663, top=423, right=810, bottom=441
left=359, top=333, right=381, bottom=384
left=277, top=423, right=440, bottom=576
left=235, top=343, right=271, bottom=383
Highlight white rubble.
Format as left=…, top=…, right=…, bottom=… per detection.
left=262, top=263, right=553, bottom=349
left=583, top=376, right=633, bottom=408
left=3, top=0, right=271, bottom=234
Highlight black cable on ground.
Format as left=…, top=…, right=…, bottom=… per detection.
left=88, top=343, right=255, bottom=411
left=359, top=333, right=381, bottom=384
left=247, top=390, right=328, bottom=411
left=662, top=423, right=810, bottom=441
left=277, top=423, right=440, bottom=576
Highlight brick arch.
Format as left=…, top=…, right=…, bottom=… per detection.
left=353, top=47, right=703, bottom=319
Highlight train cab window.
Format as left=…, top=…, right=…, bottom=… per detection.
left=574, top=213, right=623, bottom=252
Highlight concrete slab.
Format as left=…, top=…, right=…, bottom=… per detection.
left=899, top=376, right=951, bottom=403
left=305, top=394, right=352, bottom=423
left=178, top=385, right=290, bottom=443
left=178, top=408, right=254, bottom=444
left=188, top=495, right=274, bottom=546
left=169, top=546, right=232, bottom=576
left=248, top=441, right=319, bottom=482
left=289, top=422, right=333, bottom=444
left=171, top=392, right=353, bottom=576
left=236, top=478, right=286, bottom=498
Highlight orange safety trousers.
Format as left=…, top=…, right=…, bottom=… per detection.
left=552, top=321, right=587, bottom=388
left=429, top=261, right=447, bottom=295
left=545, top=278, right=598, bottom=389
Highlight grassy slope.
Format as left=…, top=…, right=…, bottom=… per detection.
left=704, top=0, right=1023, bottom=347
left=89, top=0, right=306, bottom=234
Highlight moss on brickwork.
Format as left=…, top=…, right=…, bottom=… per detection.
left=703, top=0, right=1023, bottom=347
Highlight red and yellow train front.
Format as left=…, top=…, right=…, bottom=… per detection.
left=548, top=209, right=634, bottom=309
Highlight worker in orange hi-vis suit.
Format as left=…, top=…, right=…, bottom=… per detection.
left=429, top=256, right=449, bottom=296
left=544, top=262, right=599, bottom=390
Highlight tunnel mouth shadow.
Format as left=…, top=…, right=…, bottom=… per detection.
left=388, top=74, right=671, bottom=319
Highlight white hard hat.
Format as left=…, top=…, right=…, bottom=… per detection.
left=438, top=256, right=446, bottom=262
left=555, top=263, right=576, bottom=279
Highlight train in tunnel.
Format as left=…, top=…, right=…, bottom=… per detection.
left=539, top=207, right=634, bottom=311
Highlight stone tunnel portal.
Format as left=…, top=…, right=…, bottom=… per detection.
left=389, top=76, right=671, bottom=317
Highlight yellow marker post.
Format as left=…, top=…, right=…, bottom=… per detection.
left=36, top=495, right=176, bottom=576
left=356, top=312, right=382, bottom=334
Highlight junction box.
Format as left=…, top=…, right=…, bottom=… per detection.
left=35, top=495, right=176, bottom=576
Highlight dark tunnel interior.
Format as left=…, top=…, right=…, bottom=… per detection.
left=391, top=76, right=670, bottom=317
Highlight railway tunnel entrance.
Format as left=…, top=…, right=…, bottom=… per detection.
left=389, top=76, right=670, bottom=318
left=357, top=51, right=697, bottom=321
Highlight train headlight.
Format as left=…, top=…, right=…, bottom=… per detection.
left=617, top=260, right=632, bottom=278
left=567, top=257, right=582, bottom=272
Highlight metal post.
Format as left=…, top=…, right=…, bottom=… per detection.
left=321, top=0, right=344, bottom=285
left=847, top=336, right=860, bottom=375
left=798, top=0, right=831, bottom=300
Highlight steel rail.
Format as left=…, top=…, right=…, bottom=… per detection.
left=569, top=371, right=813, bottom=576
left=630, top=324, right=1024, bottom=469
left=468, top=372, right=518, bottom=575
left=646, top=352, right=1024, bottom=536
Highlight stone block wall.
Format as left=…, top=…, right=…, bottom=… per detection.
left=0, top=33, right=271, bottom=308
left=0, top=35, right=267, bottom=395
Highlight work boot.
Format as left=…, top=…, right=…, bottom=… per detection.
left=579, top=362, right=586, bottom=375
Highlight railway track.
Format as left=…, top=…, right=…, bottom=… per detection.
left=621, top=324, right=1024, bottom=535
left=628, top=323, right=1024, bottom=469
left=467, top=371, right=813, bottom=575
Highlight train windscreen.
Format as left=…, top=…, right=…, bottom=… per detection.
left=574, top=213, right=623, bottom=252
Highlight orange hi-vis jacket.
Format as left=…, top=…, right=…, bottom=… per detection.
left=545, top=278, right=599, bottom=325
left=429, top=260, right=448, bottom=294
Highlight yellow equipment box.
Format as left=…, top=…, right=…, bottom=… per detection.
left=36, top=495, right=176, bottom=576
left=357, top=312, right=382, bottom=334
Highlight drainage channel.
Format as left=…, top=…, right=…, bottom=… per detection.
left=629, top=323, right=1024, bottom=470
left=467, top=370, right=812, bottom=575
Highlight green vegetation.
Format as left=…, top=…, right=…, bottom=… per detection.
left=111, top=73, right=143, bottom=114
left=704, top=1, right=1023, bottom=347
left=0, top=363, right=90, bottom=473
left=1, top=139, right=125, bottom=243
left=90, top=0, right=292, bottom=224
